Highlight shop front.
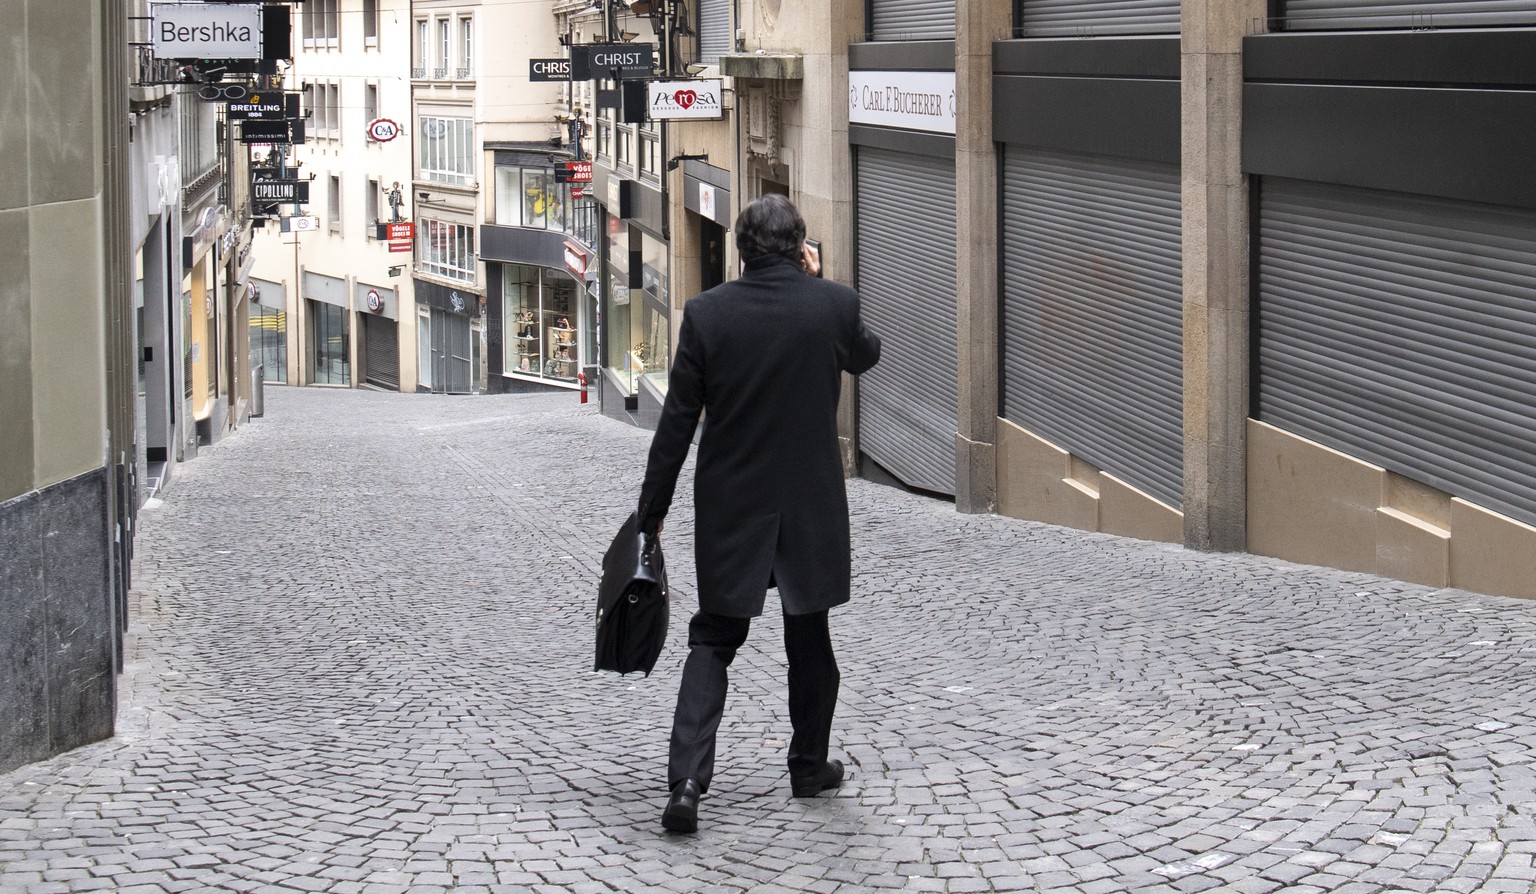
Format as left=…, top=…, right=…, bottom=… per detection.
left=592, top=165, right=669, bottom=427
left=414, top=277, right=481, bottom=394
left=355, top=281, right=400, bottom=391
left=481, top=150, right=600, bottom=394
left=249, top=278, right=288, bottom=384
left=848, top=53, right=958, bottom=496
left=304, top=271, right=350, bottom=386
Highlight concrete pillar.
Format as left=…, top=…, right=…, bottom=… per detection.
left=953, top=0, right=1009, bottom=514
left=1181, top=0, right=1265, bottom=551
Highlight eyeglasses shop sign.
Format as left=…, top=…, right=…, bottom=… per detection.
left=648, top=80, right=724, bottom=120
left=152, top=2, right=264, bottom=60
left=848, top=70, right=956, bottom=136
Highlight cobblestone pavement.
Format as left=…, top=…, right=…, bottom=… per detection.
left=4, top=387, right=1536, bottom=894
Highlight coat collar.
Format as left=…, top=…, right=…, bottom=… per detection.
left=742, top=253, right=801, bottom=275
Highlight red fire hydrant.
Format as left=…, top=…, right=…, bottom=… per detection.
left=577, top=372, right=589, bottom=404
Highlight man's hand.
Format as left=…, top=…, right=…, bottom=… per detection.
left=801, top=242, right=822, bottom=278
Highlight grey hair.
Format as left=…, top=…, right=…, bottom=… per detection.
left=734, top=194, right=806, bottom=262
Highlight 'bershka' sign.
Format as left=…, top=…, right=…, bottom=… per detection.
left=153, top=3, right=264, bottom=60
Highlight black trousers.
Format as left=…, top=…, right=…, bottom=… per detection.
left=667, top=609, right=840, bottom=792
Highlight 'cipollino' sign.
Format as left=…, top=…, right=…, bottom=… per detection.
left=848, top=70, right=957, bottom=136
left=152, top=2, right=264, bottom=60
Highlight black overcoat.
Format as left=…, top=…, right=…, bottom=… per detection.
left=637, top=253, right=881, bottom=618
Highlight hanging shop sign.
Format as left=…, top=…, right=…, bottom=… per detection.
left=848, top=70, right=957, bottom=136
left=366, top=289, right=384, bottom=313
left=388, top=241, right=413, bottom=253
left=555, top=161, right=594, bottom=183
left=252, top=178, right=310, bottom=204
left=282, top=215, right=320, bottom=233
left=564, top=240, right=592, bottom=280
left=226, top=92, right=299, bottom=121
left=240, top=119, right=304, bottom=144
left=530, top=58, right=571, bottom=82
left=152, top=2, right=264, bottom=59
left=366, top=118, right=401, bottom=142
left=648, top=79, right=725, bottom=120
left=375, top=222, right=415, bottom=241
left=570, top=44, right=655, bottom=81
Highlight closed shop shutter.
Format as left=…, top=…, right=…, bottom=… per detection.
left=1281, top=0, right=1536, bottom=29
left=1000, top=148, right=1184, bottom=508
left=870, top=0, right=955, bottom=40
left=363, top=313, right=400, bottom=390
left=1017, top=0, right=1180, bottom=36
left=855, top=146, right=958, bottom=495
left=697, top=0, right=730, bottom=65
left=1257, top=178, right=1536, bottom=527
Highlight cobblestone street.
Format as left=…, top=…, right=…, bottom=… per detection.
left=3, top=387, right=1536, bottom=893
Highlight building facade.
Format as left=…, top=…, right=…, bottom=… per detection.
left=566, top=0, right=1536, bottom=601
left=248, top=0, right=421, bottom=393
left=2, top=0, right=134, bottom=773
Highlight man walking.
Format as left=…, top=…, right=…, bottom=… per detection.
left=636, top=195, right=881, bottom=833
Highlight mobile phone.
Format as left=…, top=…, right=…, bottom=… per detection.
left=805, top=239, right=823, bottom=278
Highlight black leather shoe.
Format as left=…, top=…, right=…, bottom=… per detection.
left=790, top=760, right=845, bottom=798
left=661, top=778, right=701, bottom=833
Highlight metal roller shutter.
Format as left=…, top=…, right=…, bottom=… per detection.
left=1018, top=0, right=1180, bottom=36
left=856, top=147, right=958, bottom=495
left=870, top=0, right=955, bottom=40
left=1000, top=148, right=1184, bottom=508
left=1257, top=178, right=1536, bottom=527
left=1281, top=0, right=1536, bottom=29
left=363, top=314, right=400, bottom=390
left=697, top=0, right=730, bottom=66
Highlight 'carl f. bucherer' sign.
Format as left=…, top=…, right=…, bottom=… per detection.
left=848, top=70, right=957, bottom=136
left=153, top=2, right=264, bottom=59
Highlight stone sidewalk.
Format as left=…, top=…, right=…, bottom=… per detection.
left=2, top=386, right=1535, bottom=894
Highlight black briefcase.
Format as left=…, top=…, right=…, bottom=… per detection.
left=595, top=512, right=669, bottom=675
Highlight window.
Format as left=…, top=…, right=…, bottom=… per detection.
left=459, top=16, right=473, bottom=76
left=328, top=83, right=341, bottom=138
left=639, top=127, right=660, bottom=180
left=418, top=115, right=475, bottom=184
left=415, top=19, right=428, bottom=76
left=366, top=178, right=380, bottom=229
left=494, top=164, right=595, bottom=237
left=437, top=18, right=450, bottom=78
left=363, top=0, right=378, bottom=44
left=616, top=123, right=633, bottom=170
left=365, top=83, right=378, bottom=124
left=328, top=175, right=341, bottom=233
left=596, top=114, right=613, bottom=162
left=419, top=219, right=476, bottom=281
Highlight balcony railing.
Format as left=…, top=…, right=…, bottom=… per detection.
left=411, top=67, right=426, bottom=79
left=432, top=67, right=448, bottom=79
left=455, top=68, right=472, bottom=79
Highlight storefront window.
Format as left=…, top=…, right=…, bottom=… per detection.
left=311, top=300, right=350, bottom=385
left=504, top=265, right=580, bottom=383
left=250, top=303, right=288, bottom=384
left=604, top=225, right=670, bottom=396
left=494, top=165, right=597, bottom=239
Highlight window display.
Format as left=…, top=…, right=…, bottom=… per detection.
left=504, top=265, right=582, bottom=384
left=604, top=225, right=670, bottom=397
